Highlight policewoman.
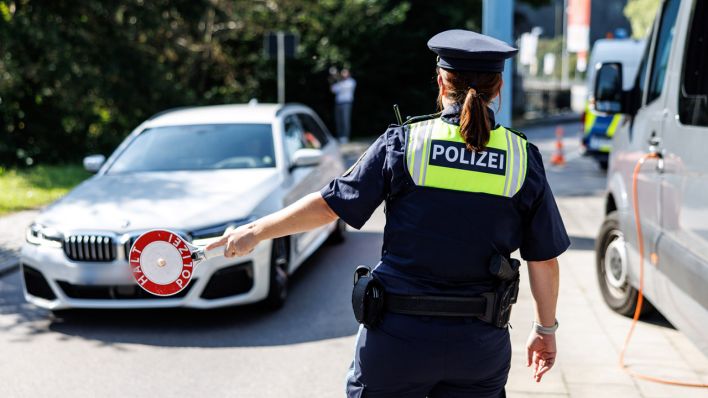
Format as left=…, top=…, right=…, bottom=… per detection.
left=208, top=29, right=570, bottom=397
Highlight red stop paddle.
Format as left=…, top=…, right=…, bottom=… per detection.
left=128, top=229, right=220, bottom=296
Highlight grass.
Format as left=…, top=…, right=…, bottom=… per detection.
left=0, top=165, right=91, bottom=215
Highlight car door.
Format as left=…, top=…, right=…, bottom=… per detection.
left=656, top=0, right=708, bottom=354
left=615, top=0, right=679, bottom=299
left=280, top=113, right=332, bottom=263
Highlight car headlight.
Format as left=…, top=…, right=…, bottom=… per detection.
left=25, top=223, right=64, bottom=248
left=189, top=217, right=257, bottom=247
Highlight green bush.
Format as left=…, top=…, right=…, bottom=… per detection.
left=0, top=165, right=90, bottom=214
left=0, top=0, right=547, bottom=167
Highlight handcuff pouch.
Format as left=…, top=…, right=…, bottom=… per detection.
left=351, top=265, right=385, bottom=328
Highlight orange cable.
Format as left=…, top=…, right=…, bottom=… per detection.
left=620, top=152, right=708, bottom=388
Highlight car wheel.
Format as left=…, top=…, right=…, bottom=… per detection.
left=327, top=219, right=347, bottom=244
left=599, top=159, right=609, bottom=171
left=264, top=237, right=289, bottom=310
left=51, top=309, right=82, bottom=320
left=51, top=309, right=71, bottom=318
left=595, top=211, right=653, bottom=317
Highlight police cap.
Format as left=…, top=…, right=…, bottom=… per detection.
left=428, top=29, right=518, bottom=73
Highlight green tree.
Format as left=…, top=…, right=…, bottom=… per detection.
left=0, top=0, right=417, bottom=165
left=1, top=0, right=545, bottom=167
left=624, top=0, right=660, bottom=39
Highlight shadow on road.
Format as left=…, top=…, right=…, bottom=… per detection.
left=569, top=236, right=595, bottom=251
left=639, top=301, right=676, bottom=330
left=1, top=230, right=384, bottom=349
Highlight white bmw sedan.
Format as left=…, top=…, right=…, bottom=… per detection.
left=20, top=103, right=347, bottom=310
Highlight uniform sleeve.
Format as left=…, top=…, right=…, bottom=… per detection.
left=519, top=143, right=570, bottom=261
left=319, top=133, right=389, bottom=229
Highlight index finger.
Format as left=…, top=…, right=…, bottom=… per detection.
left=535, top=362, right=554, bottom=382
left=206, top=236, right=228, bottom=250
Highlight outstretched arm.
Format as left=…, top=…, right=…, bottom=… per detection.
left=206, top=192, right=338, bottom=257
left=525, top=257, right=560, bottom=382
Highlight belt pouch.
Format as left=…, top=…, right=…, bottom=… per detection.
left=351, top=266, right=384, bottom=328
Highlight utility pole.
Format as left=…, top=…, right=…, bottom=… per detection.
left=277, top=31, right=285, bottom=104
left=265, top=31, right=298, bottom=104
left=483, top=0, right=514, bottom=126
left=561, top=0, right=570, bottom=88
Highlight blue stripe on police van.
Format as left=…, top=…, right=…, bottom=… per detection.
left=591, top=117, right=612, bottom=133
left=428, top=140, right=506, bottom=176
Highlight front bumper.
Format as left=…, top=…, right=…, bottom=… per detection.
left=20, top=239, right=272, bottom=310
left=582, top=132, right=613, bottom=155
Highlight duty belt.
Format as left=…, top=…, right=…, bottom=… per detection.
left=384, top=294, right=487, bottom=317
left=351, top=255, right=521, bottom=329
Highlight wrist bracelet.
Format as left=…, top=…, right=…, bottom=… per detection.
left=533, top=319, right=559, bottom=334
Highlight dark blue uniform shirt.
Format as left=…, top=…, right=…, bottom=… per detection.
left=320, top=104, right=570, bottom=296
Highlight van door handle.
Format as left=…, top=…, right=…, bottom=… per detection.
left=647, top=133, right=664, bottom=172
left=648, top=134, right=661, bottom=148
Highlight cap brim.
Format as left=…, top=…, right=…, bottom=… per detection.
left=437, top=56, right=507, bottom=72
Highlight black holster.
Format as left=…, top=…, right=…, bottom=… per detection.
left=351, top=265, right=385, bottom=328
left=478, top=254, right=521, bottom=328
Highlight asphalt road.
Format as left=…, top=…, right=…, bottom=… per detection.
left=0, top=121, right=705, bottom=397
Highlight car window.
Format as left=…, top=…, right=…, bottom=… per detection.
left=107, top=124, right=275, bottom=173
left=679, top=0, right=708, bottom=127
left=283, top=115, right=306, bottom=160
left=297, top=113, right=329, bottom=149
left=646, top=0, right=680, bottom=104
left=634, top=40, right=650, bottom=106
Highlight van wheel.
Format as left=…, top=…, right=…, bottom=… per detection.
left=264, top=237, right=289, bottom=310
left=596, top=211, right=653, bottom=317
left=599, top=159, right=609, bottom=171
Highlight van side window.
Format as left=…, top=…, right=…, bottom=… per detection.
left=679, top=0, right=708, bottom=127
left=635, top=42, right=650, bottom=106
left=646, top=0, right=680, bottom=104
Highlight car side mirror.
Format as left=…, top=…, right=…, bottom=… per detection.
left=593, top=62, right=624, bottom=114
left=83, top=154, right=106, bottom=173
left=290, top=148, right=323, bottom=170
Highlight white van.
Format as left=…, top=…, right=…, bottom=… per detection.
left=582, top=38, right=645, bottom=169
left=592, top=0, right=708, bottom=355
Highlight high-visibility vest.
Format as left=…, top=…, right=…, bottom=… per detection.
left=405, top=118, right=528, bottom=198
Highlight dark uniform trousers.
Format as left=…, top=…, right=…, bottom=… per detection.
left=346, top=313, right=511, bottom=398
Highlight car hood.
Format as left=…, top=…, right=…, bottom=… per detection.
left=37, top=168, right=281, bottom=233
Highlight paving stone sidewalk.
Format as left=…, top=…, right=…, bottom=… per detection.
left=507, top=196, right=708, bottom=398
left=0, top=210, right=39, bottom=275
left=508, top=122, right=708, bottom=397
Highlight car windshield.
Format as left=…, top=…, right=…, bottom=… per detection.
left=107, top=124, right=276, bottom=173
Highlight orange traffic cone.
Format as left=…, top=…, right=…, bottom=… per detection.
left=550, top=126, right=566, bottom=166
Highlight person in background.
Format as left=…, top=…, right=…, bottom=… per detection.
left=330, top=68, right=357, bottom=143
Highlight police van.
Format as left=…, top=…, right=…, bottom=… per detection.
left=582, top=38, right=645, bottom=170
left=593, top=0, right=708, bottom=355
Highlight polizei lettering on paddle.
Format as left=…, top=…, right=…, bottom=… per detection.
left=129, top=229, right=195, bottom=296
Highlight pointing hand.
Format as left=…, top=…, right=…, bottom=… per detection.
left=205, top=225, right=258, bottom=258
